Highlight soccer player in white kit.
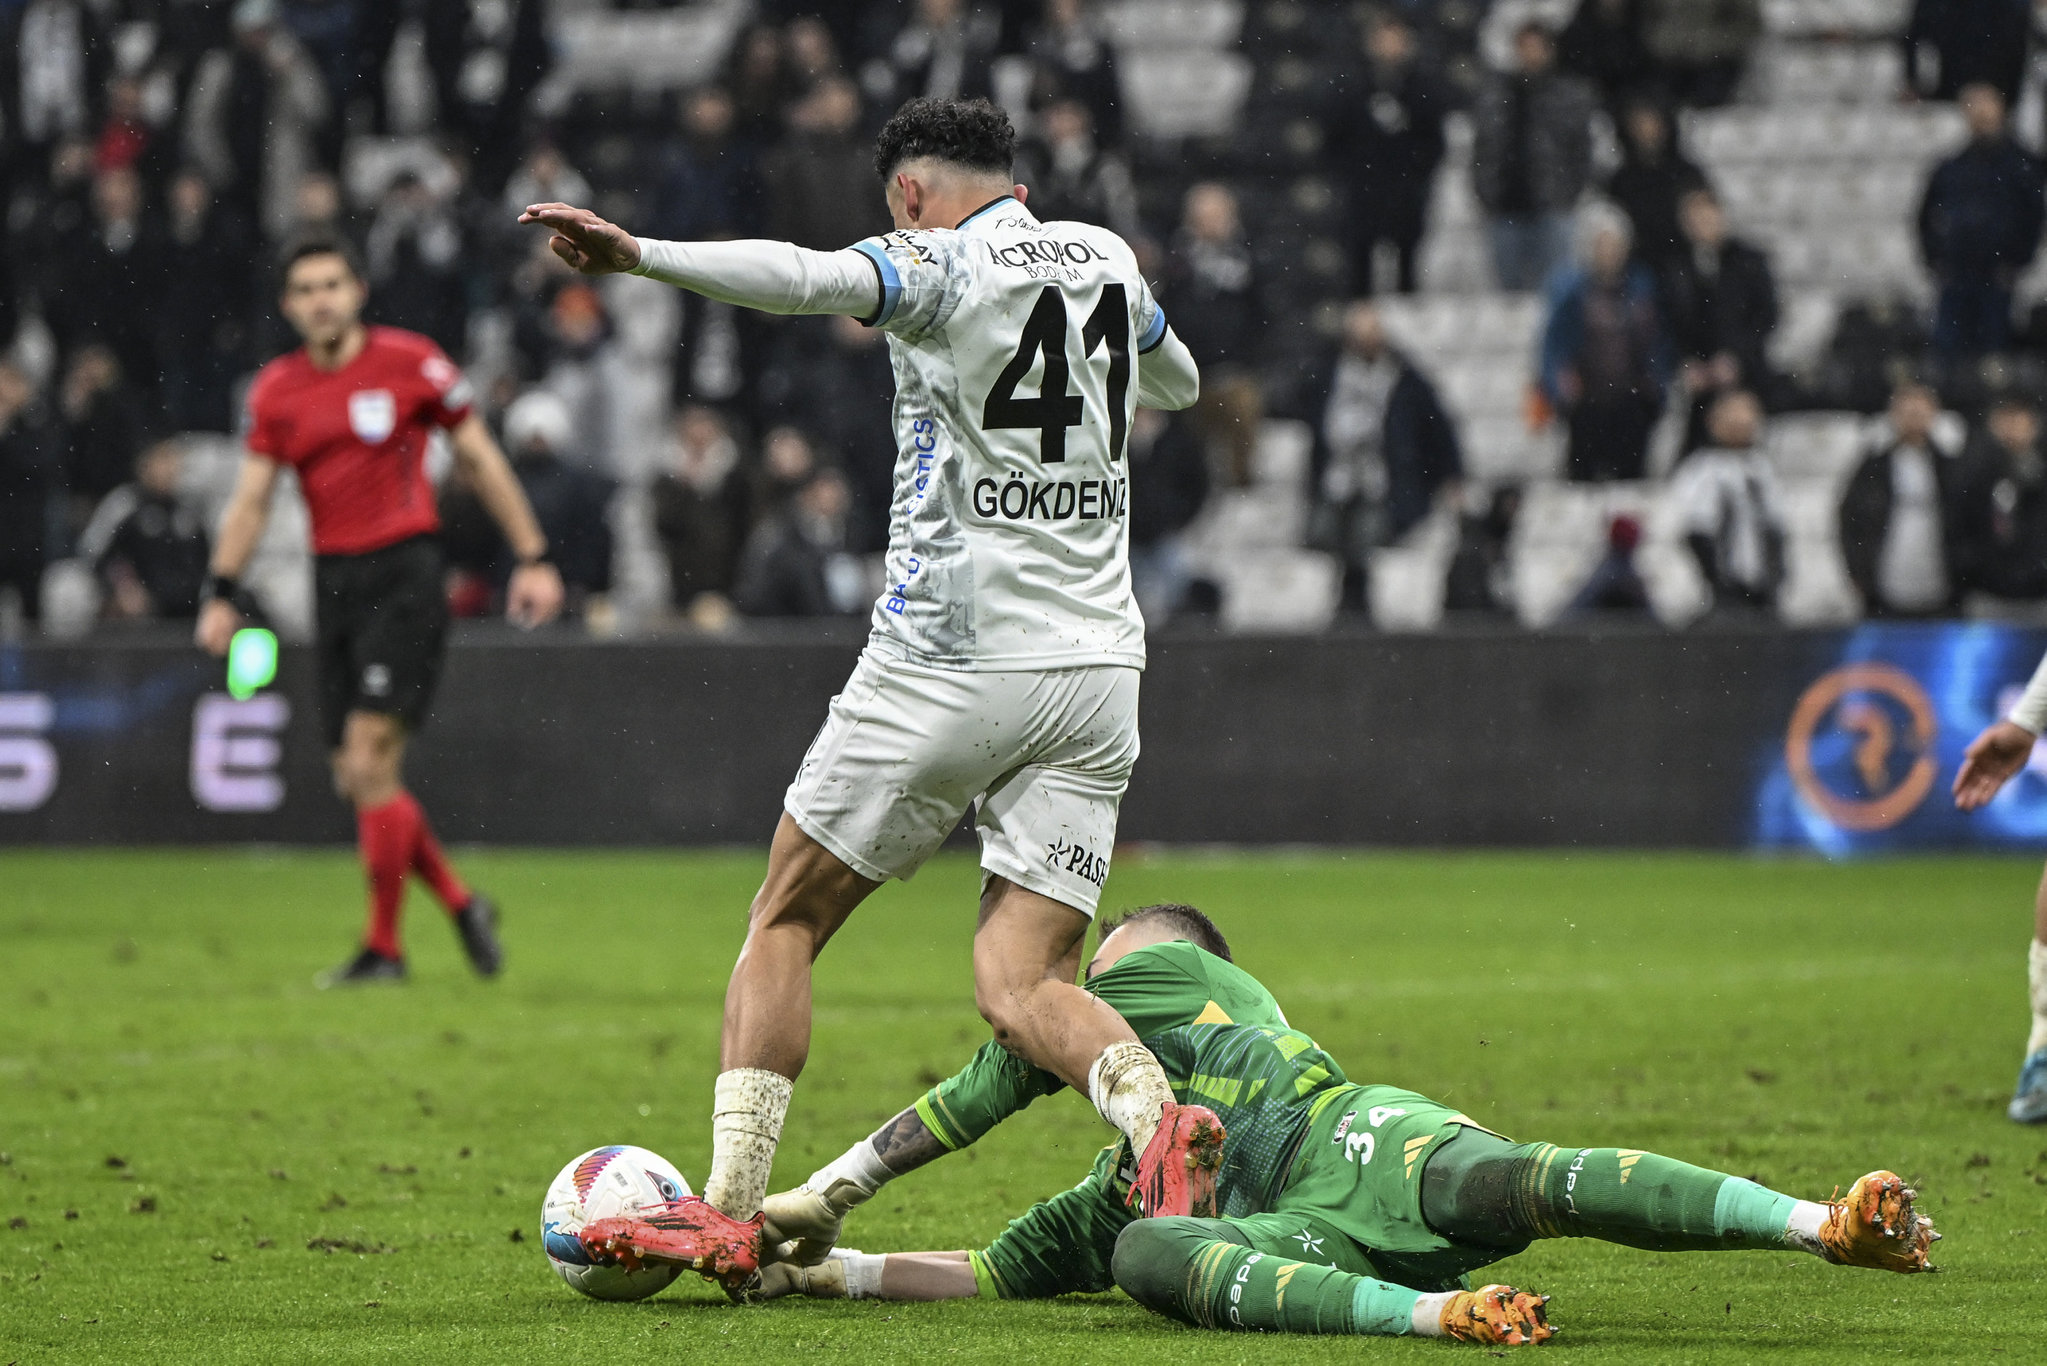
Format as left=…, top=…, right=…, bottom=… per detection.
left=521, top=98, right=1218, bottom=1280
left=1955, top=656, right=2047, bottom=1123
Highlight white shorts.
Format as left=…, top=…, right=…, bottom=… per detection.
left=784, top=647, right=1141, bottom=918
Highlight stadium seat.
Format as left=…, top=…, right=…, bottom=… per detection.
left=1210, top=547, right=1341, bottom=632
left=1119, top=51, right=1255, bottom=139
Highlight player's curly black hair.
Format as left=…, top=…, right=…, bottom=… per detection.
left=1097, top=903, right=1234, bottom=963
left=872, top=97, right=1017, bottom=181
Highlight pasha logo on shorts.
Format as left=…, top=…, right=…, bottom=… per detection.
left=348, top=389, right=397, bottom=444
left=362, top=663, right=392, bottom=697
left=1044, top=838, right=1108, bottom=886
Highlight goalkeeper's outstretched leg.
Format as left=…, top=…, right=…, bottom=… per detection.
left=1109, top=1218, right=1552, bottom=1344
left=1419, top=1129, right=1939, bottom=1274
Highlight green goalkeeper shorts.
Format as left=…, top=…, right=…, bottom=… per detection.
left=1220, top=1083, right=1513, bottom=1293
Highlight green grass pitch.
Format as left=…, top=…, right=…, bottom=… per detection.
left=3, top=848, right=2044, bottom=1363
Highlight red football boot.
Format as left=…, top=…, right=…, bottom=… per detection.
left=579, top=1196, right=765, bottom=1286
left=1125, top=1101, right=1226, bottom=1218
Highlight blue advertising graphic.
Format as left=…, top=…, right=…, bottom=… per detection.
left=1756, top=623, right=2047, bottom=854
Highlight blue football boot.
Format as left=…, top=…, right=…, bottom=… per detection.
left=2010, top=1049, right=2047, bottom=1123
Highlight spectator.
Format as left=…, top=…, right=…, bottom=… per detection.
left=1566, top=513, right=1657, bottom=617
left=763, top=78, right=890, bottom=251
left=502, top=143, right=594, bottom=226
left=1639, top=0, right=1760, bottom=109
left=1024, top=0, right=1122, bottom=145
left=1905, top=0, right=2029, bottom=106
left=364, top=170, right=468, bottom=352
left=182, top=0, right=330, bottom=242
left=0, top=363, right=58, bottom=622
left=1472, top=23, right=1598, bottom=291
left=868, top=0, right=999, bottom=110
left=1558, top=0, right=1655, bottom=114
left=420, top=0, right=550, bottom=194
left=1442, top=485, right=1522, bottom=618
left=653, top=405, right=752, bottom=620
left=733, top=467, right=860, bottom=618
left=94, top=74, right=162, bottom=179
left=1329, top=11, right=1449, bottom=295
left=728, top=25, right=799, bottom=145
left=58, top=345, right=147, bottom=517
left=76, top=438, right=210, bottom=620
left=46, top=166, right=165, bottom=397
left=4, top=0, right=107, bottom=185
left=1164, top=181, right=1267, bottom=484
left=1540, top=211, right=1672, bottom=482
left=157, top=169, right=251, bottom=432
left=1838, top=380, right=1965, bottom=617
left=1670, top=389, right=1785, bottom=616
left=653, top=88, right=763, bottom=243
left=1127, top=407, right=1211, bottom=627
left=501, top=391, right=615, bottom=610
left=1917, top=82, right=2044, bottom=362
left=757, top=315, right=897, bottom=552
left=1297, top=299, right=1464, bottom=612
left=754, top=424, right=825, bottom=515
left=1661, top=186, right=1778, bottom=444
left=1603, top=100, right=1707, bottom=271
left=1013, top=98, right=1140, bottom=241
left=1971, top=394, right=2047, bottom=599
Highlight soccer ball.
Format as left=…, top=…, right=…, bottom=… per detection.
left=541, top=1145, right=692, bottom=1301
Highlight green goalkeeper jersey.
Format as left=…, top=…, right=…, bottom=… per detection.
left=915, top=940, right=1352, bottom=1219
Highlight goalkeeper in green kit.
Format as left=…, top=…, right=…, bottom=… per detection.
left=589, top=904, right=1940, bottom=1344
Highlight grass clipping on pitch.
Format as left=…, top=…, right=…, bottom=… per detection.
left=0, top=848, right=2030, bottom=1362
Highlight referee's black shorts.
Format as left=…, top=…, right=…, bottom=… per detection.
left=314, top=535, right=448, bottom=750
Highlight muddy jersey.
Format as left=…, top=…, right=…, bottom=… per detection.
left=851, top=197, right=1177, bottom=671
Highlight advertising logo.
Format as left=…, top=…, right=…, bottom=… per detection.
left=1783, top=662, right=1938, bottom=832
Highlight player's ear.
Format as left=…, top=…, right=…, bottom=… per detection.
left=1012, top=183, right=1028, bottom=206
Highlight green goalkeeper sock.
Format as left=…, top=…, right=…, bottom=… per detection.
left=1111, top=1218, right=1426, bottom=1336
left=1425, top=1130, right=1803, bottom=1253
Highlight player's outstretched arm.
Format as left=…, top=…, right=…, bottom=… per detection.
left=447, top=414, right=564, bottom=628
left=195, top=454, right=282, bottom=655
left=519, top=203, right=882, bottom=319
left=750, top=1249, right=978, bottom=1302
left=761, top=1103, right=952, bottom=1264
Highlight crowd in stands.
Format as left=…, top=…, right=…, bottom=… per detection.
left=5, top=0, right=2047, bottom=636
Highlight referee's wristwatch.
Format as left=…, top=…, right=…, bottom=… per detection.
left=203, top=573, right=243, bottom=606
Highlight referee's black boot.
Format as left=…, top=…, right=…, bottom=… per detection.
left=453, top=893, right=504, bottom=978
left=316, top=946, right=407, bottom=989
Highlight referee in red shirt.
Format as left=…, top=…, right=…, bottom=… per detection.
left=196, top=239, right=565, bottom=986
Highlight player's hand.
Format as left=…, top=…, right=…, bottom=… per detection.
left=195, top=597, right=242, bottom=656
left=516, top=203, right=642, bottom=275
left=760, top=1183, right=864, bottom=1266
left=506, top=561, right=565, bottom=629
left=1954, top=719, right=2038, bottom=810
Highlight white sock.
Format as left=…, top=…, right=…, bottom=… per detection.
left=1410, top=1291, right=1456, bottom=1336
left=1087, top=1041, right=1173, bottom=1156
left=703, top=1068, right=793, bottom=1218
left=807, top=1138, right=892, bottom=1208
left=2027, top=940, right=2047, bottom=1058
left=828, top=1248, right=887, bottom=1299
left=1783, top=1199, right=1830, bottom=1255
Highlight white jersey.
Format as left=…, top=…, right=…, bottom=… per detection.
left=850, top=198, right=1181, bottom=670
